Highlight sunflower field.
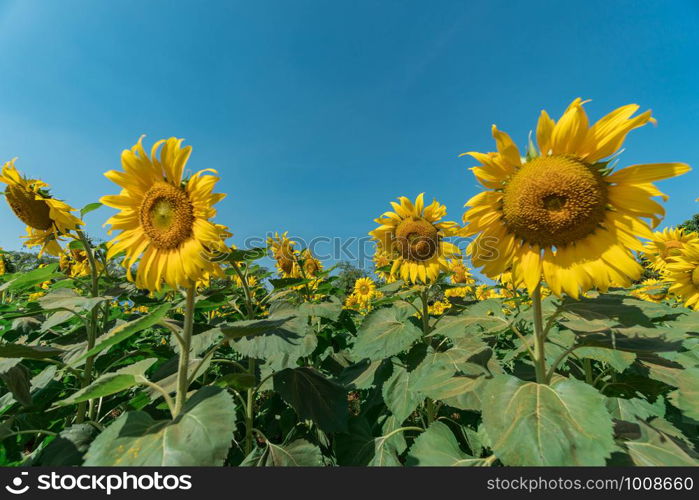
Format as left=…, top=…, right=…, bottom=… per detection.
left=0, top=100, right=698, bottom=467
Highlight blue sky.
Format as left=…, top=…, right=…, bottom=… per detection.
left=1, top=0, right=698, bottom=270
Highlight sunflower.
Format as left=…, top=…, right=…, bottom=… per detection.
left=448, top=257, right=475, bottom=285
left=344, top=293, right=360, bottom=311
left=234, top=274, right=258, bottom=289
left=642, top=227, right=699, bottom=272
left=373, top=249, right=396, bottom=283
left=369, top=193, right=460, bottom=284
left=295, top=248, right=323, bottom=279
left=631, top=278, right=668, bottom=303
left=428, top=299, right=451, bottom=316
left=444, top=286, right=471, bottom=298
left=267, top=232, right=298, bottom=278
left=100, top=136, right=228, bottom=292
left=353, top=277, right=377, bottom=303
left=665, top=243, right=699, bottom=310
left=59, top=249, right=104, bottom=278
left=0, top=159, right=83, bottom=256
left=462, top=99, right=691, bottom=298
left=0, top=249, right=6, bottom=275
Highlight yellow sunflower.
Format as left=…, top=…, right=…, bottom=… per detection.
left=373, top=249, right=396, bottom=283
left=448, top=257, right=475, bottom=285
left=0, top=159, right=83, bottom=256
left=369, top=193, right=460, bottom=283
left=0, top=249, right=6, bottom=275
left=462, top=99, right=691, bottom=298
left=631, top=278, right=668, bottom=303
left=295, top=248, right=323, bottom=279
left=665, top=243, right=699, bottom=310
left=59, top=249, right=104, bottom=278
left=642, top=227, right=699, bottom=272
left=234, top=274, right=258, bottom=289
left=101, top=136, right=228, bottom=292
left=428, top=299, right=451, bottom=316
left=444, top=286, right=471, bottom=298
left=353, top=277, right=377, bottom=303
left=267, top=232, right=298, bottom=278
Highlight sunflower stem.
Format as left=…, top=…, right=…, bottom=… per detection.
left=231, top=260, right=257, bottom=456
left=244, top=357, right=255, bottom=456
left=174, top=286, right=196, bottom=417
left=75, top=229, right=100, bottom=424
left=532, top=284, right=548, bottom=384
left=420, top=289, right=431, bottom=336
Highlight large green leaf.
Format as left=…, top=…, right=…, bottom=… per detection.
left=34, top=423, right=98, bottom=466
left=669, top=367, right=699, bottom=420
left=606, top=397, right=663, bottom=422
left=299, top=298, right=342, bottom=321
left=230, top=305, right=315, bottom=364
left=406, top=422, right=486, bottom=466
left=333, top=417, right=406, bottom=466
left=409, top=356, right=488, bottom=411
left=221, top=316, right=297, bottom=340
left=351, top=304, right=421, bottom=361
left=57, top=359, right=157, bottom=406
left=273, top=367, right=348, bottom=433
left=482, top=375, right=615, bottom=466
left=0, top=263, right=61, bottom=292
left=70, top=303, right=170, bottom=366
left=625, top=420, right=699, bottom=466
left=38, top=288, right=105, bottom=313
left=241, top=439, right=323, bottom=466
left=84, top=386, right=236, bottom=465
left=0, top=343, right=64, bottom=359
left=382, top=362, right=424, bottom=423
left=431, top=308, right=509, bottom=340
left=0, top=364, right=31, bottom=407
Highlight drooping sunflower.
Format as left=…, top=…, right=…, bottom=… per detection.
left=462, top=99, right=691, bottom=298
left=267, top=232, right=298, bottom=278
left=642, top=227, right=699, bottom=272
left=448, top=257, right=475, bottom=285
left=0, top=159, right=83, bottom=256
left=59, top=249, right=104, bottom=278
left=295, top=248, right=323, bottom=279
left=101, top=136, right=228, bottom=292
left=665, top=243, right=699, bottom=310
left=369, top=193, right=460, bottom=284
left=631, top=278, right=669, bottom=303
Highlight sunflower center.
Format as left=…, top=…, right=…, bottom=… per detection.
left=501, top=155, right=608, bottom=248
left=394, top=218, right=439, bottom=261
left=5, top=185, right=53, bottom=230
left=139, top=182, right=194, bottom=250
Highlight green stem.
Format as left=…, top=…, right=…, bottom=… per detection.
left=244, top=357, right=255, bottom=455
left=420, top=289, right=431, bottom=335
left=75, top=229, right=100, bottom=423
left=231, top=260, right=258, bottom=456
left=174, top=286, right=196, bottom=417
left=583, top=358, right=594, bottom=385
left=531, top=284, right=548, bottom=384
left=231, top=261, right=254, bottom=318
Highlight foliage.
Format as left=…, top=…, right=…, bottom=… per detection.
left=1, top=249, right=697, bottom=467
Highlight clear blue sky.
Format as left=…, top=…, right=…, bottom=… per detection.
left=1, top=0, right=698, bottom=270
